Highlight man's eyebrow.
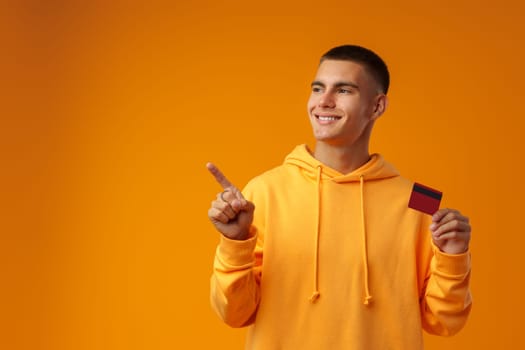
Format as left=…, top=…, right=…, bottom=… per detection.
left=334, top=81, right=359, bottom=90
left=311, top=80, right=359, bottom=90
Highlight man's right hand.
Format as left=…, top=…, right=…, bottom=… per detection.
left=207, top=163, right=255, bottom=240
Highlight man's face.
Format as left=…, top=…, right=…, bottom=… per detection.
left=307, top=59, right=383, bottom=147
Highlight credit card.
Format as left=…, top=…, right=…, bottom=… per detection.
left=408, top=182, right=442, bottom=215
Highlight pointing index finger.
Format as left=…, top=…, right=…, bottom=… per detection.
left=206, top=162, right=234, bottom=190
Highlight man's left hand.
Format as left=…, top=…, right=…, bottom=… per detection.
left=430, top=208, right=471, bottom=254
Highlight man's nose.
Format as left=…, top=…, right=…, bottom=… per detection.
left=319, top=92, right=335, bottom=108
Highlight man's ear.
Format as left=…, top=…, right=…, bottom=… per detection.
left=371, top=94, right=388, bottom=121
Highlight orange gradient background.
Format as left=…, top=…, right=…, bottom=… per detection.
left=1, top=1, right=524, bottom=349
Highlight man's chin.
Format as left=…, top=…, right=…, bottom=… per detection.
left=314, top=135, right=340, bottom=145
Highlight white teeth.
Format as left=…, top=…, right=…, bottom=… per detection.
left=318, top=116, right=339, bottom=121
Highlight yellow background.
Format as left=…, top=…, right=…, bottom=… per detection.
left=2, top=1, right=524, bottom=349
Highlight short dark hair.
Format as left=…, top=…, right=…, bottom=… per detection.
left=320, top=45, right=390, bottom=94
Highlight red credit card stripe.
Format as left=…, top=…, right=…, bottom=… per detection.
left=413, top=183, right=442, bottom=200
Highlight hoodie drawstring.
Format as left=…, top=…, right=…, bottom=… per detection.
left=309, top=166, right=372, bottom=305
left=360, top=175, right=372, bottom=305
left=309, top=165, right=322, bottom=303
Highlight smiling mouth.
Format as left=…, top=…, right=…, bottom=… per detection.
left=315, top=115, right=342, bottom=121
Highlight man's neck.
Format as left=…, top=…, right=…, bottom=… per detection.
left=313, top=142, right=371, bottom=175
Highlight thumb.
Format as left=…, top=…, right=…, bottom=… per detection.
left=230, top=187, right=246, bottom=202
left=231, top=198, right=254, bottom=213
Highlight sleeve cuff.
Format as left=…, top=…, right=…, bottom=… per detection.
left=431, top=242, right=471, bottom=276
left=217, top=228, right=258, bottom=267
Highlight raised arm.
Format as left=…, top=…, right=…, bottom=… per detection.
left=420, top=208, right=472, bottom=336
left=207, top=163, right=262, bottom=327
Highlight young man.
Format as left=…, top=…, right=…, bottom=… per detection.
left=207, top=45, right=472, bottom=349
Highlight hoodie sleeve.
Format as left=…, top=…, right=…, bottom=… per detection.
left=419, top=225, right=472, bottom=336
left=210, top=179, right=264, bottom=328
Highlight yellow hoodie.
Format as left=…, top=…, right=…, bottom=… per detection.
left=211, top=145, right=472, bottom=350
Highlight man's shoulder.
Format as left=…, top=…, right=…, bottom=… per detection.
left=374, top=156, right=416, bottom=188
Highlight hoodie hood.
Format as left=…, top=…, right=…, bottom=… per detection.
left=284, top=144, right=400, bottom=182
left=284, top=144, right=399, bottom=305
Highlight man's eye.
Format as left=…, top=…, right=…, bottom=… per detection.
left=312, top=86, right=323, bottom=93
left=339, top=89, right=352, bottom=94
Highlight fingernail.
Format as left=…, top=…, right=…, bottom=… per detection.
left=429, top=223, right=436, bottom=231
